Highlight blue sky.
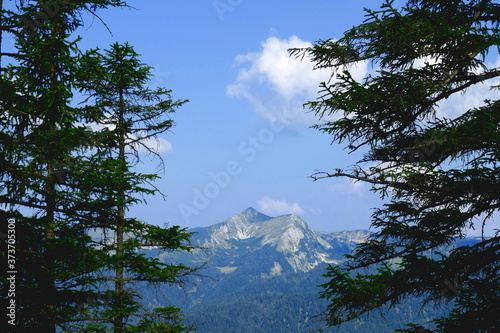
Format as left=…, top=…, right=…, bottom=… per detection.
left=5, top=1, right=498, bottom=234
left=78, top=0, right=383, bottom=232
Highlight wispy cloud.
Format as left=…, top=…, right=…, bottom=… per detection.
left=227, top=35, right=368, bottom=128
left=257, top=197, right=305, bottom=216
left=83, top=123, right=173, bottom=155
left=330, top=180, right=366, bottom=197
left=131, top=135, right=173, bottom=155
left=402, top=54, right=500, bottom=119
left=436, top=67, right=500, bottom=119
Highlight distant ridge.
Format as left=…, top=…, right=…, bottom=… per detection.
left=187, top=207, right=372, bottom=273
left=139, top=208, right=458, bottom=333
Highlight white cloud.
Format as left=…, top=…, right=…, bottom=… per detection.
left=413, top=55, right=500, bottom=119
left=436, top=73, right=500, bottom=119
left=330, top=179, right=366, bottom=197
left=83, top=123, right=173, bottom=155
left=227, top=35, right=368, bottom=127
left=228, top=35, right=498, bottom=131
left=257, top=197, right=305, bottom=216
left=228, top=36, right=320, bottom=99
left=156, top=137, right=173, bottom=154
left=127, top=134, right=173, bottom=155
left=411, top=55, right=442, bottom=69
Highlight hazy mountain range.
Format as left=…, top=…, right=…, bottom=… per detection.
left=140, top=208, right=461, bottom=332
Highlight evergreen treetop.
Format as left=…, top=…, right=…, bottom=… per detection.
left=291, top=0, right=500, bottom=332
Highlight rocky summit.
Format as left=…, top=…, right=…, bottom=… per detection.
left=187, top=207, right=370, bottom=274
left=140, top=208, right=455, bottom=333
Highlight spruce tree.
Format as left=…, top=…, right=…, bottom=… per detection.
left=74, top=42, right=195, bottom=333
left=0, top=1, right=129, bottom=331
left=291, top=0, right=500, bottom=332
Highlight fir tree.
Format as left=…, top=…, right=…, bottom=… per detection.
left=0, top=1, right=137, bottom=332
left=74, top=42, right=195, bottom=333
left=291, top=0, right=500, bottom=332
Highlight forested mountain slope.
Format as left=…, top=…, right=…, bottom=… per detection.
left=140, top=208, right=473, bottom=332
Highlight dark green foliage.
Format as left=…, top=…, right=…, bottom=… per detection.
left=291, top=0, right=500, bottom=332
left=1, top=2, right=195, bottom=332
left=138, top=224, right=473, bottom=333
left=152, top=262, right=451, bottom=333
left=0, top=211, right=106, bottom=332
left=1, top=1, right=127, bottom=331
left=73, top=42, right=195, bottom=332
left=131, top=306, right=194, bottom=333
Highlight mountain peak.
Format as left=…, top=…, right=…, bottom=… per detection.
left=237, top=207, right=271, bottom=223
left=242, top=207, right=258, bottom=213
left=195, top=209, right=340, bottom=272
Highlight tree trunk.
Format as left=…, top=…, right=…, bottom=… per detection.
left=44, top=161, right=56, bottom=333
left=114, top=88, right=126, bottom=333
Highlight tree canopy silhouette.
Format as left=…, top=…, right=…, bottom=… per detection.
left=291, top=0, right=500, bottom=331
